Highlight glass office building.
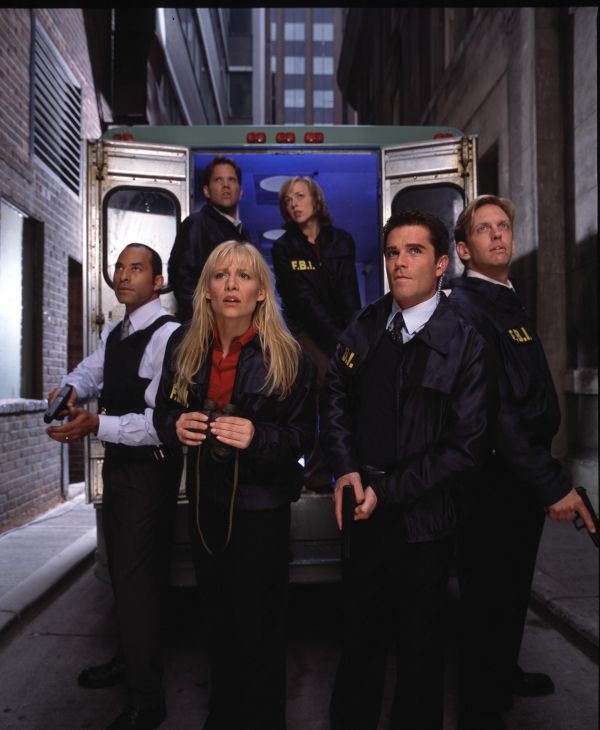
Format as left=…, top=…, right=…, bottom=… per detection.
left=266, top=8, right=353, bottom=125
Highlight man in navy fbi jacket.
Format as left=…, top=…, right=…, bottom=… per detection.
left=46, top=243, right=182, bottom=730
left=167, top=155, right=253, bottom=323
left=447, top=194, right=596, bottom=730
left=321, top=209, right=493, bottom=730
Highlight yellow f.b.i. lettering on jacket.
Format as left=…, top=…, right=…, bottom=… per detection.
left=291, top=259, right=316, bottom=271
left=169, top=383, right=188, bottom=407
left=341, top=347, right=356, bottom=369
left=507, top=326, right=533, bottom=343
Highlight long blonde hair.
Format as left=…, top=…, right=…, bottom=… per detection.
left=173, top=241, right=301, bottom=401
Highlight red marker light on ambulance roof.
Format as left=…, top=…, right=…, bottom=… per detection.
left=113, top=132, right=134, bottom=141
left=246, top=132, right=266, bottom=143
left=433, top=132, right=454, bottom=139
left=304, top=131, right=324, bottom=143
left=276, top=132, right=296, bottom=143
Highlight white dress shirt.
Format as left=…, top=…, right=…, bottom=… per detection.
left=61, top=298, right=180, bottom=446
left=466, top=268, right=515, bottom=290
left=212, top=204, right=242, bottom=232
left=385, top=292, right=439, bottom=344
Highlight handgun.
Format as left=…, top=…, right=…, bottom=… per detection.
left=341, top=484, right=355, bottom=559
left=44, top=384, right=73, bottom=424
left=573, top=486, right=599, bottom=548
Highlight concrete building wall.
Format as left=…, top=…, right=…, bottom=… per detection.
left=0, top=9, right=100, bottom=531
left=564, top=6, right=597, bottom=490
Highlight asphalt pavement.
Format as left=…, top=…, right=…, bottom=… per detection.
left=0, top=485, right=598, bottom=660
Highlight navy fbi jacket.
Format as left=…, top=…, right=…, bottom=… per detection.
left=167, top=204, right=252, bottom=322
left=447, top=275, right=571, bottom=507
left=153, top=326, right=317, bottom=512
left=271, top=223, right=361, bottom=356
left=321, top=293, right=493, bottom=543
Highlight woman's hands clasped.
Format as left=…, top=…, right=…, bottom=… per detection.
left=175, top=411, right=255, bottom=450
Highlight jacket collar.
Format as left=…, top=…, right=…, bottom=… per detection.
left=450, top=273, right=524, bottom=308
left=192, top=332, right=263, bottom=389
left=358, top=293, right=455, bottom=356
left=284, top=220, right=333, bottom=242
left=204, top=203, right=245, bottom=233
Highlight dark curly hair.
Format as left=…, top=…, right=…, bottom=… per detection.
left=202, top=155, right=242, bottom=187
left=383, top=209, right=449, bottom=258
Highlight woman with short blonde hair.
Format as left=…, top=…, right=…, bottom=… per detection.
left=272, top=176, right=362, bottom=492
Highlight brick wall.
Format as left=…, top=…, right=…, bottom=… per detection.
left=0, top=9, right=101, bottom=532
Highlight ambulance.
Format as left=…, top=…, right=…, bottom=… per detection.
left=84, top=124, right=478, bottom=584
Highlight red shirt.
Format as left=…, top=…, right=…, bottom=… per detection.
left=207, top=326, right=257, bottom=409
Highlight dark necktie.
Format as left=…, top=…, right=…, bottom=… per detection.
left=389, top=311, right=405, bottom=345
left=121, top=315, right=132, bottom=340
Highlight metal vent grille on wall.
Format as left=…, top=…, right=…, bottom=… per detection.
left=32, top=24, right=82, bottom=195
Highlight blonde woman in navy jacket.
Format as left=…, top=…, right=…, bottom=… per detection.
left=154, top=240, right=316, bottom=730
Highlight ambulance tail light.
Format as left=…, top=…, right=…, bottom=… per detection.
left=276, top=131, right=296, bottom=143
left=246, top=131, right=266, bottom=143
left=304, top=131, right=324, bottom=143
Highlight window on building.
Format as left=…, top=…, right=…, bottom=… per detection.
left=314, top=107, right=334, bottom=124
left=313, top=56, right=334, bottom=75
left=313, top=23, right=333, bottom=42
left=229, top=71, right=252, bottom=123
left=284, top=89, right=306, bottom=108
left=177, top=8, right=220, bottom=123
left=284, top=56, right=305, bottom=75
left=313, top=90, right=334, bottom=108
left=284, top=22, right=305, bottom=41
left=0, top=200, right=43, bottom=399
left=313, top=8, right=333, bottom=23
left=228, top=7, right=252, bottom=35
left=32, top=23, right=82, bottom=196
left=284, top=107, right=304, bottom=124
left=271, top=21, right=277, bottom=40
left=227, top=8, right=253, bottom=67
left=284, top=8, right=304, bottom=23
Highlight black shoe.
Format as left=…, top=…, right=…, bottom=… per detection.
left=78, top=655, right=126, bottom=689
left=106, top=704, right=166, bottom=730
left=512, top=665, right=555, bottom=697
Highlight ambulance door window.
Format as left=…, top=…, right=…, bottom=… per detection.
left=391, top=183, right=465, bottom=279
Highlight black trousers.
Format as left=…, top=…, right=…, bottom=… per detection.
left=456, top=476, right=545, bottom=718
left=188, top=498, right=291, bottom=730
left=102, top=451, right=182, bottom=708
left=330, top=509, right=454, bottom=730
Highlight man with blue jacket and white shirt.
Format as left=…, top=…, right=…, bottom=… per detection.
left=321, top=209, right=493, bottom=730
left=46, top=243, right=181, bottom=730
left=448, top=195, right=596, bottom=730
